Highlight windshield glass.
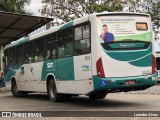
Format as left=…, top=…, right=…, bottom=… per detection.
left=96, top=15, right=151, bottom=44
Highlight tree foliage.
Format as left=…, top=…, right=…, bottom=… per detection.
left=0, top=0, right=31, bottom=14
left=41, top=0, right=124, bottom=26
left=123, top=0, right=160, bottom=31
left=41, top=0, right=160, bottom=34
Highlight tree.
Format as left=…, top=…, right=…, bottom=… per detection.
left=41, top=0, right=124, bottom=26
left=123, top=0, right=160, bottom=34
left=0, top=0, right=31, bottom=14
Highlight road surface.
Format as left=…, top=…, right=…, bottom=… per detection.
left=0, top=84, right=160, bottom=120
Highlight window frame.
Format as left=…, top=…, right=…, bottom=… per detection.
left=4, top=49, right=10, bottom=67
left=10, top=47, right=16, bottom=65
left=33, top=37, right=45, bottom=62
left=44, top=33, right=58, bottom=60
left=73, top=21, right=91, bottom=56
left=57, top=28, right=74, bottom=58
left=15, top=45, right=24, bottom=65
left=24, top=41, right=34, bottom=63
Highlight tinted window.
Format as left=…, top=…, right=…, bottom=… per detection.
left=75, top=26, right=82, bottom=40
left=74, top=23, right=90, bottom=55
left=24, top=43, right=34, bottom=63
left=4, top=49, right=9, bottom=67
left=16, top=45, right=24, bottom=64
left=58, top=30, right=73, bottom=58
left=83, top=25, right=90, bottom=39
left=45, top=34, right=57, bottom=60
left=34, top=39, right=44, bottom=62
left=10, top=48, right=15, bottom=65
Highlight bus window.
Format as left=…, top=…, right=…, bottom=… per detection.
left=4, top=50, right=9, bottom=67
left=83, top=24, right=90, bottom=39
left=74, top=24, right=90, bottom=55
left=24, top=43, right=34, bottom=63
left=34, top=39, right=44, bottom=62
left=58, top=30, right=73, bottom=58
left=10, top=48, right=15, bottom=65
left=16, top=45, right=24, bottom=64
left=45, top=34, right=57, bottom=60
left=75, top=26, right=82, bottom=40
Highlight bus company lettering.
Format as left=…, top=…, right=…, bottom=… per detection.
left=47, top=62, right=54, bottom=69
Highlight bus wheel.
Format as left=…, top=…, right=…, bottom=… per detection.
left=11, top=81, right=28, bottom=97
left=48, top=80, right=65, bottom=102
left=89, top=93, right=107, bottom=99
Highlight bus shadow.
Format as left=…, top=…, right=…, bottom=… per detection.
left=6, top=93, right=49, bottom=101
left=6, top=93, right=144, bottom=109
left=25, top=93, right=144, bottom=108
left=66, top=96, right=143, bottom=108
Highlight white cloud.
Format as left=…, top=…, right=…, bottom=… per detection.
left=25, top=0, right=43, bottom=16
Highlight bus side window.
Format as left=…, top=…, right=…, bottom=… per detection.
left=58, top=40, right=65, bottom=58
left=34, top=38, right=44, bottom=62
left=58, top=30, right=73, bottom=58
left=10, top=48, right=15, bottom=65
left=74, top=23, right=90, bottom=55
left=64, top=30, right=73, bottom=57
left=75, top=26, right=82, bottom=40
left=24, top=43, right=34, bottom=63
left=4, top=50, right=9, bottom=67
left=45, top=34, right=57, bottom=60
left=16, top=45, right=24, bottom=64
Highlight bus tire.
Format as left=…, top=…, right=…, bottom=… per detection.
left=48, top=79, right=65, bottom=102
left=11, top=81, right=28, bottom=97
left=89, top=93, right=107, bottom=99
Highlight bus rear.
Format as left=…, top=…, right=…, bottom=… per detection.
left=91, top=13, right=157, bottom=94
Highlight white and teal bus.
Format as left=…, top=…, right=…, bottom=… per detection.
left=4, top=12, right=157, bottom=102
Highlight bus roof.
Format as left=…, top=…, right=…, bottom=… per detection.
left=95, top=12, right=150, bottom=16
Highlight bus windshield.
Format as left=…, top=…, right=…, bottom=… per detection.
left=96, top=15, right=151, bottom=47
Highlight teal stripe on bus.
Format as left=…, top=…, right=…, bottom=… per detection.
left=5, top=37, right=29, bottom=49
left=4, top=64, right=22, bottom=82
left=41, top=57, right=75, bottom=81
left=59, top=21, right=73, bottom=31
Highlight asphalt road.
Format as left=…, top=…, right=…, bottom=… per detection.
left=0, top=85, right=160, bottom=120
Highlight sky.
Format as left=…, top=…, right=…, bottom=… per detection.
left=26, top=0, right=160, bottom=52
left=26, top=0, right=43, bottom=16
